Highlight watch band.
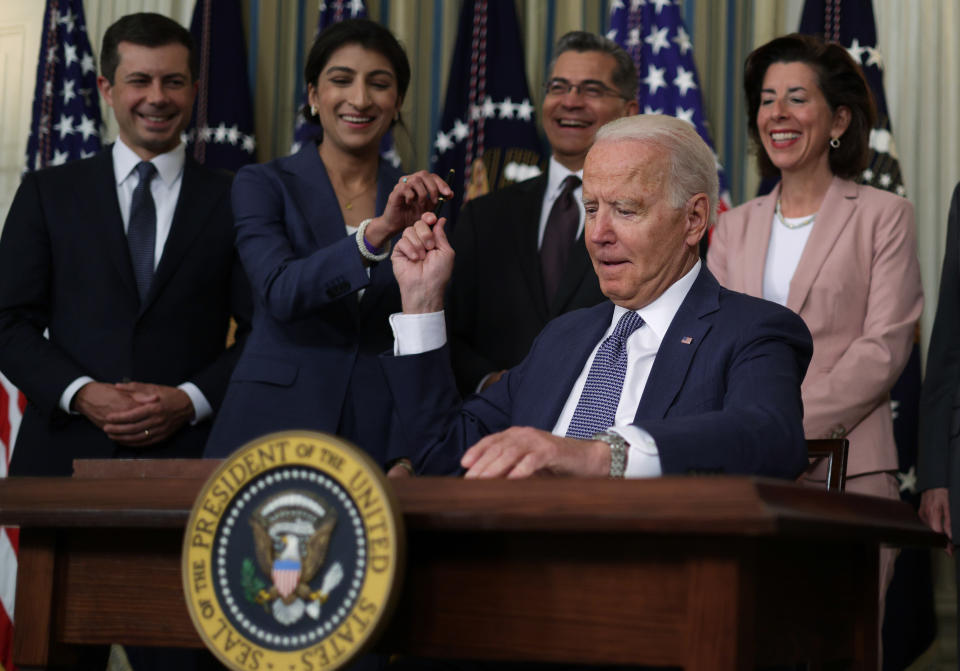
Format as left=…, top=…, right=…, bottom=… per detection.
left=593, top=429, right=628, bottom=478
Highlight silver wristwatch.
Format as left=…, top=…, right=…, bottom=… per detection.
left=593, top=429, right=628, bottom=478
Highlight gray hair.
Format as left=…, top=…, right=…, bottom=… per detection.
left=550, top=31, right=637, bottom=101
left=595, top=114, right=719, bottom=227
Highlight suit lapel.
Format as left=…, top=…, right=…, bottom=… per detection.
left=286, top=143, right=347, bottom=250
left=512, top=175, right=550, bottom=321
left=635, top=268, right=717, bottom=421
left=549, top=233, right=593, bottom=316
left=743, top=185, right=778, bottom=298
left=145, top=158, right=218, bottom=311
left=786, top=177, right=856, bottom=314
left=532, top=302, right=614, bottom=429
left=283, top=143, right=359, bottom=320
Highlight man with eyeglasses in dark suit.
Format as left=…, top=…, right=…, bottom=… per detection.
left=447, top=31, right=639, bottom=396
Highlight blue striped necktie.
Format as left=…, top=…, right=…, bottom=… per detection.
left=566, top=310, right=645, bottom=439
left=128, top=161, right=157, bottom=303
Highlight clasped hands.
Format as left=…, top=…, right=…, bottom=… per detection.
left=73, top=381, right=194, bottom=447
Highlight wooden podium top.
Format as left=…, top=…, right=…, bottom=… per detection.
left=0, top=459, right=944, bottom=669
left=0, top=458, right=940, bottom=547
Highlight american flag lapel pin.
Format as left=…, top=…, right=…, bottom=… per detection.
left=681, top=336, right=693, bottom=345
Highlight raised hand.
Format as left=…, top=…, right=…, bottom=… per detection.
left=391, top=212, right=454, bottom=314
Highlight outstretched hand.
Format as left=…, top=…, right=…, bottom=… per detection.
left=460, top=427, right=611, bottom=479
left=362, top=171, right=453, bottom=250
left=391, top=212, right=454, bottom=314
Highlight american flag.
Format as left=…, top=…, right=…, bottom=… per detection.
left=0, top=376, right=24, bottom=671
left=607, top=0, right=732, bottom=219
left=290, top=0, right=399, bottom=166
left=24, top=0, right=102, bottom=171
left=184, top=0, right=257, bottom=172
left=430, top=0, right=545, bottom=227
left=4, top=2, right=102, bottom=667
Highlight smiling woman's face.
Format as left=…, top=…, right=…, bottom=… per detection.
left=308, top=44, right=400, bottom=157
left=757, top=61, right=850, bottom=177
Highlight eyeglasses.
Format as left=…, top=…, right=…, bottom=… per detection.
left=543, top=78, right=627, bottom=100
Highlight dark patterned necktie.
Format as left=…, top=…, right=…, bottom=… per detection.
left=540, top=175, right=581, bottom=302
left=128, top=161, right=157, bottom=302
left=566, top=311, right=645, bottom=439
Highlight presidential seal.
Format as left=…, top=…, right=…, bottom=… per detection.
left=182, top=431, right=404, bottom=671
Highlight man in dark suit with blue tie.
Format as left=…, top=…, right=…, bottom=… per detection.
left=385, top=114, right=812, bottom=479
left=0, top=13, right=251, bottom=477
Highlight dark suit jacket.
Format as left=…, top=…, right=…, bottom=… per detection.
left=0, top=149, right=252, bottom=476
left=448, top=172, right=606, bottom=393
left=204, top=144, right=407, bottom=467
left=919, top=182, right=960, bottom=538
left=384, top=267, right=813, bottom=477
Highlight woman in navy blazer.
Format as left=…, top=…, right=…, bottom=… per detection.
left=205, top=20, right=451, bottom=469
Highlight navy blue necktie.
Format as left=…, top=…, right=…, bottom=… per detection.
left=540, top=175, right=581, bottom=302
left=128, top=161, right=157, bottom=302
left=566, top=310, right=645, bottom=439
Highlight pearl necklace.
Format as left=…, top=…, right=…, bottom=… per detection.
left=775, top=197, right=817, bottom=229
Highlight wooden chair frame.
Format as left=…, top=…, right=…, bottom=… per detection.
left=805, top=438, right=850, bottom=493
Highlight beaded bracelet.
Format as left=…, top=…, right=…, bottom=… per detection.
left=356, top=218, right=391, bottom=262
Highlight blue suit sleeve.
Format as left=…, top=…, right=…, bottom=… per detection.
left=231, top=165, right=371, bottom=323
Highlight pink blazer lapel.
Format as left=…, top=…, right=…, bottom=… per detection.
left=743, top=184, right=779, bottom=298
left=786, top=177, right=858, bottom=314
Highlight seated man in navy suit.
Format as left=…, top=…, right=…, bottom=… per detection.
left=384, top=114, right=813, bottom=479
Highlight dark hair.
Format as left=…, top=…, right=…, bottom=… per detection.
left=550, top=31, right=637, bottom=101
left=100, top=13, right=197, bottom=84
left=744, top=33, right=876, bottom=179
left=302, top=19, right=410, bottom=128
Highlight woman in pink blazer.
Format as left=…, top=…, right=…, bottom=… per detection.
left=707, top=34, right=922, bottom=618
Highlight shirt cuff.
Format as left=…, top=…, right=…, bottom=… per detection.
left=389, top=311, right=447, bottom=355
left=178, top=382, right=211, bottom=425
left=613, top=424, right=662, bottom=478
left=61, top=376, right=95, bottom=414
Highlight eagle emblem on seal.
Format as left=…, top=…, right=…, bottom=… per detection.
left=250, top=491, right=343, bottom=625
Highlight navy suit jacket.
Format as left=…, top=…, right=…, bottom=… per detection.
left=383, top=267, right=813, bottom=477
left=205, top=143, right=408, bottom=467
left=0, top=149, right=252, bottom=476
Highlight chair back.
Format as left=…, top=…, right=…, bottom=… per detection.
left=804, top=438, right=849, bottom=493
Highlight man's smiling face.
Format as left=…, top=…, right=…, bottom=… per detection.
left=97, top=41, right=197, bottom=160
left=541, top=50, right=636, bottom=172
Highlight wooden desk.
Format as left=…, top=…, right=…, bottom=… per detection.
left=0, top=466, right=941, bottom=670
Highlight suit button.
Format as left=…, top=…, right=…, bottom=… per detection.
left=326, top=279, right=350, bottom=298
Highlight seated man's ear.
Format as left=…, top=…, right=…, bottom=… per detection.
left=684, top=193, right=710, bottom=248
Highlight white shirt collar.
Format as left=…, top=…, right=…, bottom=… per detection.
left=112, top=137, right=186, bottom=187
left=546, top=155, right=583, bottom=198
left=613, top=260, right=702, bottom=341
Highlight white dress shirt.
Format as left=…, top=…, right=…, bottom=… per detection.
left=389, top=261, right=702, bottom=478
left=59, top=139, right=210, bottom=422
left=536, top=156, right=585, bottom=249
